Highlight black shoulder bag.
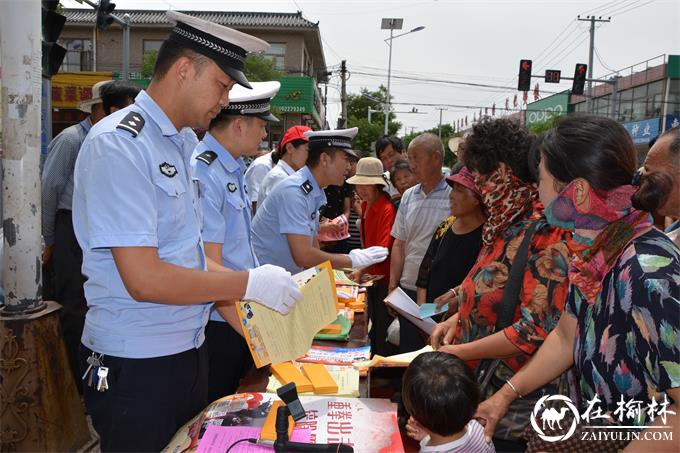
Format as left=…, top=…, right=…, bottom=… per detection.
left=476, top=220, right=541, bottom=392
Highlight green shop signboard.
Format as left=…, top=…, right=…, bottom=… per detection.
left=525, top=90, right=570, bottom=128
left=272, top=76, right=314, bottom=114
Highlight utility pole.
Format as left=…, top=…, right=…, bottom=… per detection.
left=340, top=60, right=347, bottom=128
left=436, top=107, right=448, bottom=139
left=577, top=15, right=610, bottom=113
left=1, top=1, right=91, bottom=450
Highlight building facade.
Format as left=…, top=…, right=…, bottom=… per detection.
left=56, top=9, right=330, bottom=139
left=525, top=54, right=679, bottom=160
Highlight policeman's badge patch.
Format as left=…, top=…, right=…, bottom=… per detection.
left=311, top=212, right=316, bottom=220
left=227, top=182, right=237, bottom=193
left=159, top=162, right=177, bottom=178
left=300, top=180, right=313, bottom=194
left=116, top=112, right=145, bottom=137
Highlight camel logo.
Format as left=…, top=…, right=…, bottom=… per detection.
left=531, top=394, right=580, bottom=442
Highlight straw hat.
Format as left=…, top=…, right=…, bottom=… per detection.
left=78, top=80, right=111, bottom=113
left=346, top=157, right=388, bottom=187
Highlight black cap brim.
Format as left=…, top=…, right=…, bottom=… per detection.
left=221, top=65, right=252, bottom=89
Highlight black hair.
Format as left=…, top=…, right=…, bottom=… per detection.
left=280, top=138, right=308, bottom=158
left=532, top=114, right=636, bottom=191
left=153, top=40, right=209, bottom=79
left=389, top=160, right=412, bottom=186
left=306, top=146, right=341, bottom=168
left=402, top=352, right=480, bottom=437
left=464, top=117, right=536, bottom=183
left=99, top=81, right=141, bottom=115
left=375, top=135, right=404, bottom=159
left=631, top=126, right=680, bottom=212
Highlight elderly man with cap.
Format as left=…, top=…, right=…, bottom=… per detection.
left=72, top=12, right=302, bottom=451
left=257, top=124, right=311, bottom=206
left=41, top=79, right=140, bottom=392
left=252, top=127, right=389, bottom=274
left=191, top=80, right=280, bottom=402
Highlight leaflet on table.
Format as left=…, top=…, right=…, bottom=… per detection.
left=266, top=365, right=361, bottom=397
left=164, top=392, right=403, bottom=453
left=235, top=261, right=338, bottom=368
left=384, top=287, right=437, bottom=335
left=296, top=345, right=372, bottom=365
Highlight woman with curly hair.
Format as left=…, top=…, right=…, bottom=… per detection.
left=476, top=115, right=679, bottom=453
left=428, top=117, right=571, bottom=451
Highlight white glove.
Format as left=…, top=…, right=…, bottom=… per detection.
left=349, top=246, right=389, bottom=269
left=244, top=264, right=302, bottom=314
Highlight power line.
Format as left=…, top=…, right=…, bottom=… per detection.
left=594, top=45, right=618, bottom=73
left=604, top=0, right=644, bottom=16
left=611, top=0, right=657, bottom=17
left=578, top=0, right=623, bottom=17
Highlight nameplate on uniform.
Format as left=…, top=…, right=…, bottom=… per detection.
left=300, top=180, right=313, bottom=195
left=116, top=112, right=145, bottom=137
left=195, top=150, right=218, bottom=165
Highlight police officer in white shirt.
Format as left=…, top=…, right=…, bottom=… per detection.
left=257, top=124, right=311, bottom=206
left=72, top=12, right=301, bottom=451
left=191, top=81, right=280, bottom=402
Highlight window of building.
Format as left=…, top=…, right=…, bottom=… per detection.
left=143, top=40, right=164, bottom=53
left=668, top=79, right=680, bottom=117
left=618, top=88, right=633, bottom=123
left=264, top=43, right=286, bottom=70
left=59, top=38, right=93, bottom=72
left=632, top=84, right=648, bottom=121
left=646, top=80, right=664, bottom=117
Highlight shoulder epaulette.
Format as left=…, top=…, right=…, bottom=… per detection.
left=300, top=180, right=313, bottom=195
left=116, top=112, right=145, bottom=137
left=195, top=150, right=218, bottom=165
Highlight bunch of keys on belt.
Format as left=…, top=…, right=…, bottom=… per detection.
left=82, top=351, right=109, bottom=392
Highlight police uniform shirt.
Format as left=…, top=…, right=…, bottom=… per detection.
left=251, top=166, right=326, bottom=273
left=72, top=90, right=210, bottom=359
left=257, top=159, right=295, bottom=207
left=191, top=132, right=258, bottom=322
left=244, top=151, right=274, bottom=204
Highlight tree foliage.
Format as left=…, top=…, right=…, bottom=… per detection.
left=527, top=113, right=561, bottom=134
left=346, top=86, right=401, bottom=156
left=140, top=50, right=158, bottom=79
left=243, top=54, right=284, bottom=82
left=403, top=124, right=460, bottom=168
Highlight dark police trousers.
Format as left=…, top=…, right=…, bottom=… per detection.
left=54, top=209, right=87, bottom=393
left=205, top=320, right=254, bottom=403
left=79, top=344, right=208, bottom=452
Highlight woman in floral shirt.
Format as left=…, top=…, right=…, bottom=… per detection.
left=476, top=115, right=679, bottom=452
left=430, top=118, right=571, bottom=451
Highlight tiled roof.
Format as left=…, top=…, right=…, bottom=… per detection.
left=63, top=9, right=318, bottom=29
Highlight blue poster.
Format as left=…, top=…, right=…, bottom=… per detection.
left=665, top=114, right=680, bottom=131
left=623, top=117, right=660, bottom=145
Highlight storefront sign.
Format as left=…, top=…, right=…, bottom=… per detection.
left=525, top=91, right=569, bottom=128
left=51, top=72, right=112, bottom=109
left=623, top=117, right=660, bottom=144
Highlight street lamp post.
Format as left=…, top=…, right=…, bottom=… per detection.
left=381, top=18, right=424, bottom=135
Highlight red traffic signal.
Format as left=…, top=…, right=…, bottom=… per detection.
left=518, top=59, right=532, bottom=91
left=572, top=63, right=588, bottom=95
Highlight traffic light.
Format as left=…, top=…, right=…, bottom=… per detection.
left=96, top=0, right=116, bottom=30
left=572, top=63, right=588, bottom=96
left=518, top=59, right=532, bottom=91
left=42, top=0, right=67, bottom=77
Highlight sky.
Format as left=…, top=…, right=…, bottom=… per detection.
left=62, top=0, right=680, bottom=135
